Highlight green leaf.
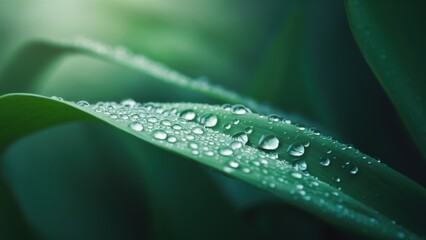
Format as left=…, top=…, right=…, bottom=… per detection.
left=1, top=93, right=425, bottom=239
left=0, top=38, right=277, bottom=114
left=345, top=0, right=426, bottom=157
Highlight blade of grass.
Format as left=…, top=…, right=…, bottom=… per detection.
left=0, top=37, right=277, bottom=115
left=0, top=93, right=424, bottom=239
left=345, top=0, right=426, bottom=157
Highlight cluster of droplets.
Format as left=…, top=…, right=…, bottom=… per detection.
left=53, top=97, right=409, bottom=238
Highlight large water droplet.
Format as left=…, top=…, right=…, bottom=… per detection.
left=259, top=135, right=280, bottom=150
left=180, top=110, right=196, bottom=120
left=287, top=143, right=305, bottom=157
left=153, top=130, right=167, bottom=140
left=199, top=113, right=218, bottom=127
left=219, top=146, right=234, bottom=156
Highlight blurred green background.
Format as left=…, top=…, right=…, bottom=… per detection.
left=0, top=0, right=424, bottom=239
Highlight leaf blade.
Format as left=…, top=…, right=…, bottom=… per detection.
left=1, top=93, right=424, bottom=239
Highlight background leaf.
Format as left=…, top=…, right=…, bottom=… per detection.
left=345, top=0, right=426, bottom=157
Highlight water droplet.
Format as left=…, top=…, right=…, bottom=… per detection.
left=230, top=141, right=243, bottom=149
left=219, top=146, right=233, bottom=156
left=51, top=96, right=63, bottom=101
left=267, top=114, right=280, bottom=122
left=287, top=143, right=305, bottom=157
left=199, top=113, right=218, bottom=127
left=229, top=161, right=239, bottom=168
left=167, top=136, right=177, bottom=143
left=233, top=119, right=240, bottom=125
left=172, top=124, right=182, bottom=130
left=350, top=166, right=359, bottom=175
left=319, top=157, right=330, bottom=166
left=259, top=135, right=280, bottom=150
left=77, top=100, right=90, bottom=107
left=222, top=104, right=231, bottom=111
left=245, top=126, right=253, bottom=134
left=189, top=142, right=198, bottom=149
left=192, top=127, right=204, bottom=135
left=232, top=132, right=248, bottom=144
left=223, top=123, right=232, bottom=130
left=232, top=105, right=251, bottom=115
left=129, top=121, right=143, bottom=132
left=180, top=110, right=196, bottom=120
left=161, top=120, right=172, bottom=126
left=153, top=130, right=167, bottom=140
left=293, top=161, right=307, bottom=171
left=291, top=172, right=302, bottom=179
left=148, top=117, right=158, bottom=123
left=121, top=99, right=136, bottom=108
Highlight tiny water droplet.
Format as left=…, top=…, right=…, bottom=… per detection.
left=121, top=99, right=136, bottom=108
left=230, top=141, right=243, bottom=149
left=232, top=105, right=251, bottom=115
left=293, top=161, right=307, bottom=171
left=172, top=124, right=182, bottom=130
left=229, top=161, right=239, bottom=168
left=245, top=126, right=253, bottom=134
left=167, top=136, right=177, bottom=143
left=223, top=123, right=232, bottom=130
left=267, top=114, right=281, bottom=122
left=161, top=120, right=172, bottom=126
left=153, top=130, right=167, bottom=140
left=192, top=127, right=204, bottom=135
left=180, top=110, right=196, bottom=120
left=219, top=146, right=234, bottom=156
left=291, top=172, right=302, bottom=179
left=77, top=101, right=90, bottom=107
left=259, top=135, right=280, bottom=150
left=287, top=143, right=305, bottom=157
left=129, top=122, right=143, bottom=132
left=350, top=166, right=359, bottom=175
left=319, top=157, right=330, bottom=166
left=232, top=132, right=248, bottom=144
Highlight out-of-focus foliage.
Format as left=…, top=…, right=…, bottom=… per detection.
left=0, top=0, right=425, bottom=239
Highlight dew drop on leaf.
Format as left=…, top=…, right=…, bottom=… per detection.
left=259, top=135, right=280, bottom=150
left=129, top=121, right=143, bottom=132
left=77, top=100, right=90, bottom=107
left=319, top=156, right=330, bottom=166
left=287, top=143, right=305, bottom=157
left=192, top=127, right=204, bottom=135
left=231, top=104, right=251, bottom=115
left=232, top=132, right=248, bottom=144
left=152, top=130, right=167, bottom=140
left=219, top=146, right=234, bottom=156
left=180, top=109, right=196, bottom=120
left=350, top=166, right=359, bottom=175
left=199, top=113, right=218, bottom=127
